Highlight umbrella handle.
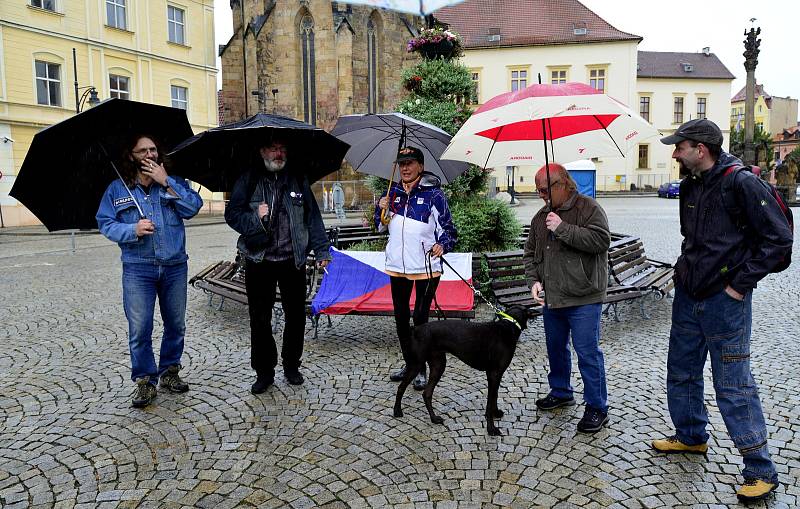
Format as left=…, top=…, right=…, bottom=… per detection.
left=380, top=162, right=397, bottom=226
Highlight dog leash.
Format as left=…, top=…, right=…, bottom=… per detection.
left=426, top=250, right=521, bottom=328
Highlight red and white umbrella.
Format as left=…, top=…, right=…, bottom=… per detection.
left=440, top=82, right=660, bottom=169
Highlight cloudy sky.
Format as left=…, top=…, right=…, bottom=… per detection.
left=213, top=0, right=798, bottom=119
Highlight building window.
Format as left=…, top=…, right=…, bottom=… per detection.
left=300, top=15, right=316, bottom=124
left=509, top=68, right=527, bottom=92
left=697, top=97, right=707, bottom=119
left=588, top=68, right=606, bottom=92
left=167, top=5, right=186, bottom=45
left=673, top=97, right=684, bottom=124
left=31, top=0, right=56, bottom=11
left=367, top=19, right=378, bottom=114
left=171, top=85, right=188, bottom=110
left=109, top=75, right=129, bottom=99
left=35, top=60, right=61, bottom=106
left=756, top=122, right=764, bottom=132
left=470, top=70, right=481, bottom=104
left=638, top=145, right=649, bottom=169
left=106, top=0, right=127, bottom=30
left=550, top=68, right=567, bottom=85
left=639, top=96, right=650, bottom=122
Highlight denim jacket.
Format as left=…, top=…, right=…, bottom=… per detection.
left=224, top=167, right=331, bottom=268
left=96, top=176, right=203, bottom=265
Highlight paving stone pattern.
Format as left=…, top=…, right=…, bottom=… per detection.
left=1, top=198, right=798, bottom=508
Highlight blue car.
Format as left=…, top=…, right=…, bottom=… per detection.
left=658, top=180, right=681, bottom=198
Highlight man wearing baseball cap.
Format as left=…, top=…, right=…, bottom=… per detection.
left=652, top=119, right=792, bottom=502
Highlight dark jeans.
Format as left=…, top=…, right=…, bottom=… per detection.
left=542, top=303, right=608, bottom=412
left=244, top=258, right=307, bottom=378
left=667, top=285, right=777, bottom=482
left=390, top=276, right=440, bottom=367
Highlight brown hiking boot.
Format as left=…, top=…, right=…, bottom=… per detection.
left=132, top=377, right=157, bottom=408
left=159, top=365, right=189, bottom=393
left=736, top=479, right=778, bottom=502
left=651, top=435, right=708, bottom=455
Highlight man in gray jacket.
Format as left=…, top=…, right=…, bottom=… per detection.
left=225, top=137, right=331, bottom=393
left=523, top=163, right=611, bottom=433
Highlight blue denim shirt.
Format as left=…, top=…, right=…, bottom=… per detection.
left=96, top=176, right=203, bottom=265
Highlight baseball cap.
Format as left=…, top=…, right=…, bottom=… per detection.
left=395, top=146, right=424, bottom=164
left=660, top=118, right=723, bottom=146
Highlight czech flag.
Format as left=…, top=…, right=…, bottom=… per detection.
left=311, top=248, right=473, bottom=315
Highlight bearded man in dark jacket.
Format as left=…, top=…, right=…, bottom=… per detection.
left=225, top=136, right=331, bottom=394
left=652, top=119, right=792, bottom=503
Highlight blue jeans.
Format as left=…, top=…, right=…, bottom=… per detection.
left=667, top=285, right=777, bottom=483
left=122, top=262, right=188, bottom=385
left=542, top=303, right=607, bottom=412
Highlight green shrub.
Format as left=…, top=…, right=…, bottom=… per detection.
left=450, top=196, right=522, bottom=253
left=401, top=59, right=473, bottom=102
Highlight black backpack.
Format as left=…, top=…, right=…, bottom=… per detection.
left=720, top=165, right=793, bottom=273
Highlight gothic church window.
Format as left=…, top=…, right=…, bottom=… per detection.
left=367, top=19, right=378, bottom=113
left=300, top=15, right=316, bottom=124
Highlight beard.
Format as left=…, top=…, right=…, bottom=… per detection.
left=264, top=158, right=286, bottom=172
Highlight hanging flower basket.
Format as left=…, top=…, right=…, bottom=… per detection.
left=407, top=27, right=463, bottom=60
left=403, top=74, right=423, bottom=92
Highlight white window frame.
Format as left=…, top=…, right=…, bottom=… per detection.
left=167, top=5, right=186, bottom=45
left=35, top=60, right=61, bottom=107
left=508, top=66, right=529, bottom=92
left=109, top=74, right=130, bottom=100
left=30, top=0, right=57, bottom=12
left=469, top=68, right=481, bottom=104
left=171, top=85, right=188, bottom=110
left=638, top=144, right=649, bottom=169
left=106, top=0, right=127, bottom=30
left=639, top=95, right=651, bottom=123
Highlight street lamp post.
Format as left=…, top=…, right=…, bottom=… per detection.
left=506, top=166, right=517, bottom=204
left=72, top=48, right=99, bottom=113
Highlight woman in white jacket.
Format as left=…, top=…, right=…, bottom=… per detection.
left=375, top=147, right=457, bottom=390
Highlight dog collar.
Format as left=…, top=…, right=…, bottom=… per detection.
left=496, top=311, right=521, bottom=330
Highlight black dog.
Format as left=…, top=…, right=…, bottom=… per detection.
left=393, top=305, right=530, bottom=436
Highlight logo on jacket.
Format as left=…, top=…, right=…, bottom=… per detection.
left=113, top=196, right=134, bottom=207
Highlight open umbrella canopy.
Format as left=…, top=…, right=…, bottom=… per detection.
left=337, top=0, right=464, bottom=15
left=10, top=98, right=193, bottom=232
left=331, top=113, right=469, bottom=184
left=168, top=113, right=349, bottom=191
left=441, top=82, right=660, bottom=169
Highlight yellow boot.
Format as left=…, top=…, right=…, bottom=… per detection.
left=651, top=436, right=708, bottom=455
left=736, top=479, right=777, bottom=502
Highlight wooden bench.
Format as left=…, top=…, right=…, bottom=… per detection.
left=327, top=225, right=387, bottom=249
left=484, top=232, right=674, bottom=321
left=190, top=250, right=480, bottom=338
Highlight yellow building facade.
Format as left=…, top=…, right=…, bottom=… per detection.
left=0, top=0, right=218, bottom=227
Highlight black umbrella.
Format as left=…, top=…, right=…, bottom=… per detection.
left=10, top=98, right=193, bottom=232
left=168, top=113, right=350, bottom=191
left=330, top=112, right=469, bottom=184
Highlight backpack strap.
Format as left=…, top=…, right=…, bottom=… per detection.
left=720, top=164, right=748, bottom=230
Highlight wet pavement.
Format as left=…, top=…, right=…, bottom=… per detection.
left=1, top=197, right=798, bottom=508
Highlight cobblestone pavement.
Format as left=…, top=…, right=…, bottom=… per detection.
left=1, top=197, right=798, bottom=508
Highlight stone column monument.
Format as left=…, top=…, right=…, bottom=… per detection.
left=743, top=26, right=761, bottom=166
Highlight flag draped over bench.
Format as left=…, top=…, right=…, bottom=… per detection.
left=311, top=248, right=473, bottom=315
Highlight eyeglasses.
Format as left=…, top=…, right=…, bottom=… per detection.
left=132, top=147, right=158, bottom=156
left=536, top=181, right=562, bottom=194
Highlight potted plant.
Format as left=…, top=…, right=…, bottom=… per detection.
left=406, top=27, right=463, bottom=60
left=403, top=74, right=423, bottom=92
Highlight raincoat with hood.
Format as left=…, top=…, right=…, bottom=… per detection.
left=374, top=172, right=457, bottom=275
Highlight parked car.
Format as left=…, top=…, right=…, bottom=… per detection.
left=658, top=180, right=681, bottom=198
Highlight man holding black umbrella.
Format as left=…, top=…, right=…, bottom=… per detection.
left=225, top=136, right=331, bottom=394
left=96, top=134, right=203, bottom=408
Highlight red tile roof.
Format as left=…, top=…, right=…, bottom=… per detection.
left=435, top=0, right=641, bottom=49
left=731, top=83, right=770, bottom=102
left=637, top=51, right=735, bottom=80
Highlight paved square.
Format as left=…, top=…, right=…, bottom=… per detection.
left=1, top=197, right=798, bottom=508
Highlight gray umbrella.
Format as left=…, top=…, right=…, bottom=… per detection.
left=330, top=113, right=469, bottom=184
